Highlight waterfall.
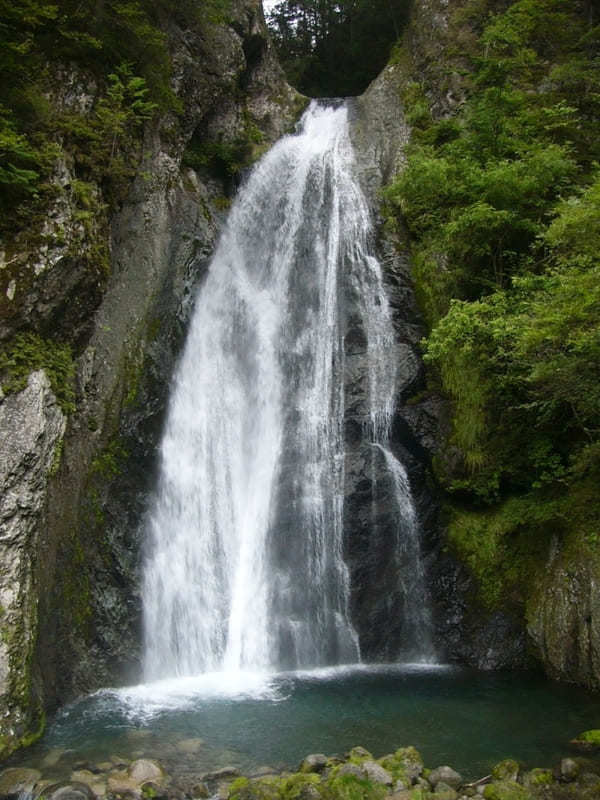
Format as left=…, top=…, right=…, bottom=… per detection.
left=142, top=101, right=433, bottom=681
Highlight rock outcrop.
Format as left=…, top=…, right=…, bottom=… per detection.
left=528, top=553, right=600, bottom=691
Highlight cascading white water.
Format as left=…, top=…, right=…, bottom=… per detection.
left=142, top=101, right=433, bottom=682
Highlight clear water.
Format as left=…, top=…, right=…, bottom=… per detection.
left=11, top=666, right=600, bottom=781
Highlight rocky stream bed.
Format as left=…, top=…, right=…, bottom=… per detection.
left=2, top=735, right=600, bottom=800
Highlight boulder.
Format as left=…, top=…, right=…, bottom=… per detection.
left=560, top=758, right=579, bottom=782
left=299, top=755, right=328, bottom=774
left=176, top=738, right=205, bottom=755
left=428, top=767, right=462, bottom=790
left=107, top=771, right=143, bottom=797
left=69, top=771, right=106, bottom=798
left=0, top=768, right=42, bottom=798
left=491, top=761, right=519, bottom=784
left=40, top=782, right=97, bottom=800
left=347, top=747, right=372, bottom=761
left=482, top=781, right=531, bottom=800
left=361, top=762, right=393, bottom=786
left=336, top=765, right=364, bottom=779
left=521, top=769, right=552, bottom=790
left=128, top=760, right=164, bottom=785
left=434, top=782, right=458, bottom=800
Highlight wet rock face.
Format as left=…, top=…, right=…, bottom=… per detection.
left=0, top=372, right=66, bottom=744
left=346, top=25, right=536, bottom=671
left=527, top=557, right=600, bottom=691
left=345, top=75, right=439, bottom=661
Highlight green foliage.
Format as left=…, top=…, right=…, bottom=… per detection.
left=91, top=439, right=129, bottom=480
left=49, top=438, right=64, bottom=477
left=482, top=781, right=532, bottom=800
left=385, top=0, right=600, bottom=601
left=182, top=110, right=265, bottom=180
left=447, top=494, right=559, bottom=607
left=321, top=775, right=386, bottom=800
left=0, top=333, right=75, bottom=413
left=0, top=0, right=238, bottom=231
left=266, top=0, right=412, bottom=97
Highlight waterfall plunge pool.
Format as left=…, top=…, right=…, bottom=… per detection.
left=9, top=664, right=600, bottom=781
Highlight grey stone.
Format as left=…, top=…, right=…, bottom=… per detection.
left=128, top=760, right=164, bottom=785
left=361, top=762, right=393, bottom=786
left=560, top=758, right=579, bottom=782
left=347, top=747, right=372, bottom=760
left=336, top=765, right=364, bottom=779
left=299, top=755, right=328, bottom=774
left=434, top=782, right=458, bottom=800
left=203, top=768, right=241, bottom=782
left=175, top=738, right=205, bottom=755
left=428, top=767, right=462, bottom=790
left=0, top=768, right=42, bottom=797
left=41, top=782, right=97, bottom=800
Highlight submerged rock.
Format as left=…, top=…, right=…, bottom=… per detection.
left=128, top=759, right=164, bottom=785
left=175, top=738, right=205, bottom=755
left=40, top=782, right=97, bottom=800
left=206, top=768, right=241, bottom=780
left=0, top=767, right=42, bottom=798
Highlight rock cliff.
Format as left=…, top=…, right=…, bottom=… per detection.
left=0, top=0, right=302, bottom=757
left=364, top=0, right=600, bottom=687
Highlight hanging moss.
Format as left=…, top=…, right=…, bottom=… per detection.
left=0, top=332, right=75, bottom=413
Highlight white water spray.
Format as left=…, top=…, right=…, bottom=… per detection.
left=142, top=101, right=433, bottom=681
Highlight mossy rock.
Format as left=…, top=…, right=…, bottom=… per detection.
left=280, top=773, right=322, bottom=800
left=521, top=769, right=552, bottom=790
left=482, top=780, right=532, bottom=800
left=228, top=777, right=280, bottom=800
left=347, top=747, right=373, bottom=764
left=492, top=761, right=520, bottom=783
left=322, top=773, right=387, bottom=800
left=570, top=730, right=600, bottom=751
left=376, top=746, right=423, bottom=785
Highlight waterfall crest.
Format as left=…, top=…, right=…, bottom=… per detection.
left=142, top=101, right=433, bottom=681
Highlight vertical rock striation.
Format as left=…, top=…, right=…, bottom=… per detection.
left=0, top=373, right=66, bottom=748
